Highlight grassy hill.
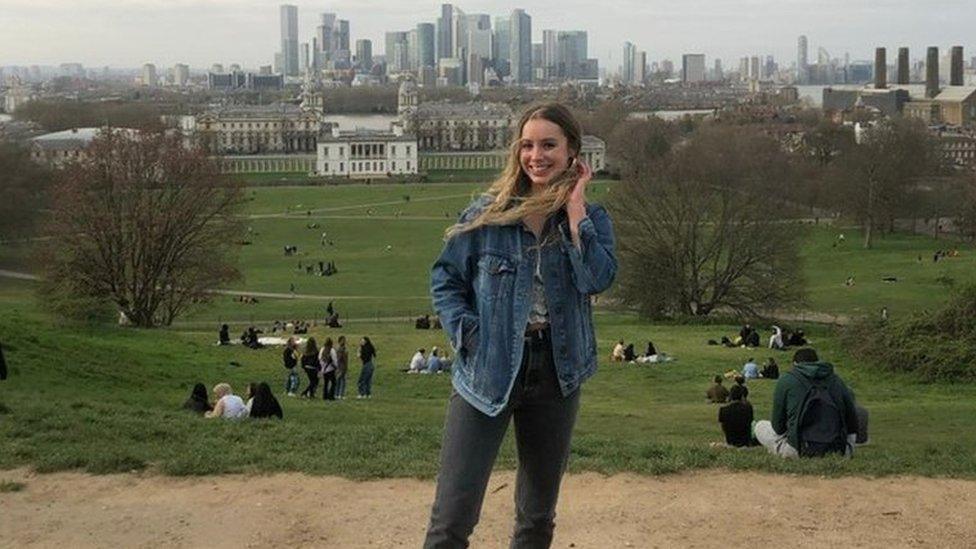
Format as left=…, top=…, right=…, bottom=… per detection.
left=3, top=181, right=976, bottom=479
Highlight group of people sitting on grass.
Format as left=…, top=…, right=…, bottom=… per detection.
left=414, top=314, right=443, bottom=330
left=714, top=324, right=808, bottom=350
left=183, top=382, right=283, bottom=420
left=610, top=340, right=672, bottom=364
left=405, top=347, right=453, bottom=374
left=706, top=347, right=869, bottom=458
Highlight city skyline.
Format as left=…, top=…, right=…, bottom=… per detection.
left=2, top=0, right=975, bottom=71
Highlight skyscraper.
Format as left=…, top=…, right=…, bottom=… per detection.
left=557, top=31, right=587, bottom=79
left=542, top=30, right=558, bottom=80
left=356, top=39, right=373, bottom=71
left=386, top=31, right=410, bottom=72
left=336, top=20, right=350, bottom=52
left=493, top=15, right=511, bottom=75
left=279, top=4, right=299, bottom=77
left=173, top=63, right=189, bottom=87
left=316, top=13, right=336, bottom=69
left=622, top=41, right=636, bottom=83
left=416, top=23, right=436, bottom=70
left=142, top=63, right=158, bottom=87
left=509, top=9, right=531, bottom=84
left=634, top=51, right=646, bottom=84
left=797, top=35, right=808, bottom=84
left=437, top=4, right=455, bottom=61
left=682, top=54, right=706, bottom=83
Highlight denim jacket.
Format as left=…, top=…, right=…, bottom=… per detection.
left=430, top=195, right=617, bottom=417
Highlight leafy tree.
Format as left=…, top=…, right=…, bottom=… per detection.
left=607, top=126, right=806, bottom=318
left=42, top=130, right=244, bottom=327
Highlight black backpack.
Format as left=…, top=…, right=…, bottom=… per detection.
left=790, top=371, right=848, bottom=457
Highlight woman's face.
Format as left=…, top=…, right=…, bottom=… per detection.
left=519, top=118, right=572, bottom=190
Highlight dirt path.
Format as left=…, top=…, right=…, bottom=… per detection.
left=1, top=469, right=973, bottom=548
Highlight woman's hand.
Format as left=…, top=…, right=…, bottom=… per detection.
left=566, top=158, right=592, bottom=248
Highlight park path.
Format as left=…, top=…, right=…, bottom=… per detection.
left=247, top=191, right=474, bottom=219
left=2, top=468, right=974, bottom=548
left=0, top=268, right=852, bottom=326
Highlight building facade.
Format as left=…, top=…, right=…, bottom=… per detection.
left=192, top=104, right=324, bottom=155
left=316, top=126, right=418, bottom=178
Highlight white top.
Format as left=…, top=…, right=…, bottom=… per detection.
left=319, top=347, right=339, bottom=373
left=219, top=395, right=248, bottom=419
left=409, top=351, right=426, bottom=371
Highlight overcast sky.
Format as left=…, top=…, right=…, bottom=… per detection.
left=2, top=0, right=974, bottom=71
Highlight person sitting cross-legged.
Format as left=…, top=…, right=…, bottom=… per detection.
left=754, top=348, right=858, bottom=458
left=706, top=375, right=730, bottom=404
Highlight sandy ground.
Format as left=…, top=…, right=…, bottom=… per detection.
left=1, top=469, right=974, bottom=548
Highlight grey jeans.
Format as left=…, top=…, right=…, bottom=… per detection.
left=424, top=329, right=581, bottom=549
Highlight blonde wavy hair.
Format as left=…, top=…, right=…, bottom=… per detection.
left=445, top=103, right=583, bottom=239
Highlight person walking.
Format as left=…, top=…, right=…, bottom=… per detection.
left=356, top=336, right=377, bottom=398
left=424, top=103, right=617, bottom=548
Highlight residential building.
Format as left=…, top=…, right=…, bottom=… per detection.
left=173, top=63, right=190, bottom=87
left=682, top=54, right=706, bottom=83
left=142, top=63, right=158, bottom=87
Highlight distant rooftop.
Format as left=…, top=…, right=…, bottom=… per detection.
left=30, top=127, right=102, bottom=150
left=935, top=86, right=976, bottom=102
left=417, top=101, right=513, bottom=119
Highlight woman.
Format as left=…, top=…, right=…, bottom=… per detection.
left=319, top=337, right=338, bottom=400
left=283, top=337, right=300, bottom=396
left=249, top=382, right=284, bottom=419
left=299, top=337, right=320, bottom=398
left=182, top=383, right=212, bottom=414
left=356, top=336, right=376, bottom=398
left=335, top=335, right=349, bottom=399
left=424, top=103, right=617, bottom=547
left=205, top=383, right=247, bottom=420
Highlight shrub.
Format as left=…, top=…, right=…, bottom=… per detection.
left=843, top=282, right=976, bottom=381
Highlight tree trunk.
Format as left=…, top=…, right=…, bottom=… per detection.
left=863, top=219, right=873, bottom=249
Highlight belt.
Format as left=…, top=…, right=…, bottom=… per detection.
left=524, top=323, right=550, bottom=343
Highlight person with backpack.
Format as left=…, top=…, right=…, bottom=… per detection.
left=754, top=348, right=859, bottom=458
left=282, top=337, right=300, bottom=396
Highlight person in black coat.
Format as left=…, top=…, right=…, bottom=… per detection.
left=183, top=383, right=212, bottom=414
left=249, top=382, right=283, bottom=419
left=0, top=341, right=7, bottom=381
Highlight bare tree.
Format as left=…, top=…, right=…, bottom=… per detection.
left=43, top=130, right=245, bottom=327
left=828, top=118, right=944, bottom=249
left=607, top=125, right=806, bottom=318
left=607, top=117, right=674, bottom=178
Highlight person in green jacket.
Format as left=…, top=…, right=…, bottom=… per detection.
left=754, top=348, right=859, bottom=458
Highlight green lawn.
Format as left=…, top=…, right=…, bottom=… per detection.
left=801, top=225, right=976, bottom=319
left=3, top=181, right=976, bottom=479
left=2, top=300, right=975, bottom=479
